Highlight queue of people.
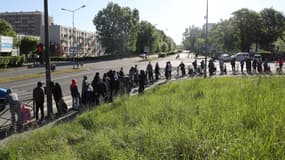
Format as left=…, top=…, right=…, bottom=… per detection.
left=3, top=57, right=284, bottom=132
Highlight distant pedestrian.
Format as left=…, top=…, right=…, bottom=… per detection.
left=154, top=62, right=160, bottom=81
left=146, top=62, right=154, bottom=83
left=119, top=67, right=125, bottom=77
left=51, top=82, right=64, bottom=115
left=278, top=58, right=284, bottom=73
left=5, top=89, right=22, bottom=131
left=33, top=81, right=45, bottom=121
left=192, top=60, right=197, bottom=73
left=240, top=59, right=244, bottom=74
left=231, top=58, right=236, bottom=74
left=179, top=61, right=186, bottom=76
left=70, top=79, right=80, bottom=110
left=138, top=70, right=147, bottom=94
left=208, top=60, right=215, bottom=76
left=219, top=59, right=224, bottom=75
left=81, top=75, right=88, bottom=105
left=86, top=83, right=94, bottom=107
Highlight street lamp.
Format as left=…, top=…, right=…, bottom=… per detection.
left=204, top=0, right=209, bottom=78
left=61, top=5, right=86, bottom=69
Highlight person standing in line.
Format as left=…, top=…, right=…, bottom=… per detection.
left=5, top=89, right=22, bottom=131
left=81, top=75, right=88, bottom=106
left=52, top=82, right=64, bottom=115
left=219, top=59, right=224, bottom=75
left=119, top=67, right=125, bottom=77
left=33, top=81, right=45, bottom=121
left=278, top=58, right=284, bottom=73
left=154, top=62, right=160, bottom=81
left=240, top=59, right=244, bottom=74
left=138, top=70, right=147, bottom=94
left=167, top=61, right=172, bottom=80
left=146, top=62, right=154, bottom=83
left=179, top=61, right=186, bottom=76
left=231, top=58, right=236, bottom=74
left=70, top=79, right=80, bottom=110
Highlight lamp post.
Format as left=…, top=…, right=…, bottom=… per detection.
left=204, top=0, right=209, bottom=78
left=44, top=0, right=52, bottom=118
left=61, top=5, right=86, bottom=69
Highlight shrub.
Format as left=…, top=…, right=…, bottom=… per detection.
left=0, top=56, right=25, bottom=68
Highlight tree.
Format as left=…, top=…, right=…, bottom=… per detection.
left=182, top=25, right=203, bottom=52
left=0, top=19, right=17, bottom=47
left=232, top=8, right=261, bottom=52
left=20, top=37, right=39, bottom=55
left=93, top=2, right=139, bottom=55
left=259, top=8, right=285, bottom=51
left=209, top=19, right=237, bottom=53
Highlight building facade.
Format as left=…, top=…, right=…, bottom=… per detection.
left=49, top=24, right=103, bottom=57
left=0, top=11, right=53, bottom=37
left=0, top=11, right=103, bottom=57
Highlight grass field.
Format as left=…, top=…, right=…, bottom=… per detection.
left=1, top=77, right=285, bottom=159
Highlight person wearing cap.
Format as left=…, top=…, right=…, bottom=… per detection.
left=33, top=81, right=45, bottom=121
left=5, top=89, right=22, bottom=130
left=70, top=79, right=80, bottom=110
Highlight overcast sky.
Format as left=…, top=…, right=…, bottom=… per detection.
left=0, top=0, right=284, bottom=44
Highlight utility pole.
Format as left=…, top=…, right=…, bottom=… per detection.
left=44, top=0, right=53, bottom=118
left=204, top=0, right=209, bottom=78
left=62, top=5, right=86, bottom=69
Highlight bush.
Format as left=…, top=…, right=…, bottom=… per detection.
left=0, top=56, right=25, bottom=68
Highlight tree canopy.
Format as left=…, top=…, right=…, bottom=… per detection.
left=182, top=8, right=285, bottom=55
left=93, top=2, right=176, bottom=56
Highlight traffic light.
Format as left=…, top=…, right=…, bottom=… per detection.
left=37, top=43, right=43, bottom=54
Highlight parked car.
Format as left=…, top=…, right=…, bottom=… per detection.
left=0, top=87, right=8, bottom=112
left=219, top=54, right=231, bottom=62
left=139, top=53, right=148, bottom=59
left=231, top=52, right=249, bottom=61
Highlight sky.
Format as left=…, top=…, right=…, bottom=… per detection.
left=0, top=0, right=284, bottom=45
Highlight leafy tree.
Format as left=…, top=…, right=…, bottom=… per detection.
left=260, top=8, right=285, bottom=51
left=136, top=21, right=155, bottom=53
left=209, top=19, right=237, bottom=53
left=20, top=37, right=38, bottom=55
left=0, top=19, right=17, bottom=47
left=231, top=8, right=261, bottom=52
left=93, top=2, right=139, bottom=55
left=182, top=25, right=203, bottom=52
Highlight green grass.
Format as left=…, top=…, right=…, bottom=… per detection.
left=1, top=77, right=285, bottom=159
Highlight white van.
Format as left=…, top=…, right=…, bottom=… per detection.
left=231, top=52, right=249, bottom=61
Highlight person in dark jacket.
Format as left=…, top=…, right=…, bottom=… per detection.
left=81, top=75, right=88, bottom=105
left=51, top=82, right=64, bottom=115
left=146, top=62, right=154, bottom=83
left=70, top=79, right=80, bottom=110
left=138, top=70, right=147, bottom=94
left=179, top=61, right=186, bottom=76
left=154, top=62, right=160, bottom=81
left=33, top=81, right=45, bottom=121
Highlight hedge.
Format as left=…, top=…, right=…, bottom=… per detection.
left=0, top=56, right=25, bottom=68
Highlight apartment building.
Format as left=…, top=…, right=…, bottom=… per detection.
left=49, top=24, right=103, bottom=56
left=0, top=11, right=53, bottom=37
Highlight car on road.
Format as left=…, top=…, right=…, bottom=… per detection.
left=139, top=53, right=148, bottom=59
left=231, top=52, right=249, bottom=61
left=0, top=87, right=8, bottom=112
left=218, top=54, right=231, bottom=62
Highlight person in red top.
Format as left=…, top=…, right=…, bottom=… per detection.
left=278, top=58, right=284, bottom=73
left=70, top=79, right=80, bottom=110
